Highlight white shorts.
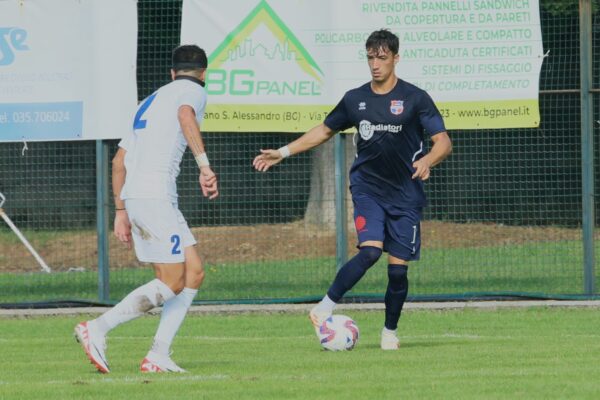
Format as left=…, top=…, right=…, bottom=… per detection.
left=124, top=199, right=196, bottom=263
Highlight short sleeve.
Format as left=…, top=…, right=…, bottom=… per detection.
left=177, top=87, right=207, bottom=117
left=324, top=96, right=353, bottom=132
left=418, top=92, right=446, bottom=136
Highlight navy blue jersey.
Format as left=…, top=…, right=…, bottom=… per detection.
left=324, top=79, right=446, bottom=208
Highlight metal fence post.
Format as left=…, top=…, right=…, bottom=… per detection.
left=334, top=134, right=348, bottom=271
left=579, top=0, right=596, bottom=295
left=96, top=140, right=110, bottom=302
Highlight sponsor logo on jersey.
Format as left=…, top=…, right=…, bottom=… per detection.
left=390, top=100, right=404, bottom=115
left=359, top=120, right=403, bottom=140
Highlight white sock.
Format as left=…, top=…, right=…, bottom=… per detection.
left=151, top=287, right=197, bottom=355
left=382, top=327, right=397, bottom=335
left=94, top=279, right=176, bottom=336
left=316, top=294, right=336, bottom=314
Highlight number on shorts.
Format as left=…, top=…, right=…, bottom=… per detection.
left=170, top=234, right=181, bottom=255
left=133, top=92, right=157, bottom=130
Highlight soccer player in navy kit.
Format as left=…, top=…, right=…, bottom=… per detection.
left=253, top=29, right=452, bottom=350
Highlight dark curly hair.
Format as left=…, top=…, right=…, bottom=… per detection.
left=365, top=29, right=399, bottom=55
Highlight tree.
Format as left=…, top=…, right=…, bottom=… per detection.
left=303, top=135, right=355, bottom=229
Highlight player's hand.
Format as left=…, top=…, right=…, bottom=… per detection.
left=114, top=210, right=132, bottom=249
left=253, top=149, right=283, bottom=172
left=200, top=166, right=219, bottom=199
left=412, top=158, right=432, bottom=180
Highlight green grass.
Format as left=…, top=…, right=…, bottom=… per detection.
left=1, top=240, right=598, bottom=304
left=1, top=307, right=599, bottom=399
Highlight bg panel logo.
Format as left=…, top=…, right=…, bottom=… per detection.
left=207, top=0, right=323, bottom=97
left=0, top=27, right=29, bottom=66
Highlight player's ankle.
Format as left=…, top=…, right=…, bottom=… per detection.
left=382, top=327, right=397, bottom=335
left=150, top=339, right=171, bottom=356
left=316, top=294, right=336, bottom=314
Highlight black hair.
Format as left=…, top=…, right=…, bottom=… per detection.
left=172, top=45, right=207, bottom=72
left=365, top=29, right=399, bottom=55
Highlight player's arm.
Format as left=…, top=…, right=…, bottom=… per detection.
left=112, top=147, right=132, bottom=248
left=412, top=131, right=452, bottom=180
left=253, top=123, right=337, bottom=172
left=178, top=104, right=219, bottom=200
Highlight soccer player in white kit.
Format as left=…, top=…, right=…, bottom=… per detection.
left=74, top=45, right=218, bottom=373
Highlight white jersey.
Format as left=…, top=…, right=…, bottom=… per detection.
left=119, top=77, right=207, bottom=201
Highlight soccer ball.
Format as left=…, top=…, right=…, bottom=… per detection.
left=317, top=314, right=359, bottom=351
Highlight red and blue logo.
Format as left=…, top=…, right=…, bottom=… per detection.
left=390, top=100, right=404, bottom=115
left=355, top=216, right=368, bottom=233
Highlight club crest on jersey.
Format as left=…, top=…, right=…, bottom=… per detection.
left=390, top=100, right=404, bottom=115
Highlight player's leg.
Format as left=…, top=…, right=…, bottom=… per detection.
left=380, top=208, right=422, bottom=350
left=310, top=193, right=385, bottom=328
left=88, top=263, right=184, bottom=337
left=381, top=256, right=408, bottom=350
left=74, top=199, right=185, bottom=373
left=142, top=208, right=202, bottom=372
left=74, top=264, right=182, bottom=373
left=143, top=246, right=205, bottom=373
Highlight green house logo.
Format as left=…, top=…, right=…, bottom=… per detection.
left=207, top=0, right=323, bottom=96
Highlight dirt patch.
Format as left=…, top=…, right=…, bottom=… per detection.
left=0, top=220, right=587, bottom=273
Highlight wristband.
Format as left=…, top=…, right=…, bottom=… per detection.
left=278, top=145, right=290, bottom=158
left=115, top=208, right=126, bottom=211
left=195, top=152, right=210, bottom=168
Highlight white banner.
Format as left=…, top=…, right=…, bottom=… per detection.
left=0, top=0, right=137, bottom=142
left=182, top=0, right=544, bottom=131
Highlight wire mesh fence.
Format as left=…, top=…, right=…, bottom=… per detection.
left=0, top=1, right=598, bottom=305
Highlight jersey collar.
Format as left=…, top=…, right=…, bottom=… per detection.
left=174, top=75, right=205, bottom=87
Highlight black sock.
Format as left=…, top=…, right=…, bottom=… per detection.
left=384, top=264, right=409, bottom=330
left=326, top=246, right=382, bottom=302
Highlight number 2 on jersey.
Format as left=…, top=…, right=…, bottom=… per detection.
left=170, top=234, right=181, bottom=255
left=133, top=92, right=157, bottom=130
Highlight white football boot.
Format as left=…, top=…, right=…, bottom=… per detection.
left=309, top=305, right=331, bottom=336
left=140, top=351, right=186, bottom=373
left=74, top=321, right=110, bottom=373
left=380, top=327, right=400, bottom=350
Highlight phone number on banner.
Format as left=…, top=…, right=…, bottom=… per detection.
left=0, top=102, right=83, bottom=141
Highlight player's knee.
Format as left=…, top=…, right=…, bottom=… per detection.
left=169, top=278, right=185, bottom=294
left=160, top=274, right=185, bottom=294
left=388, top=264, right=408, bottom=289
left=359, top=246, right=383, bottom=267
left=184, top=253, right=205, bottom=289
left=186, top=267, right=205, bottom=289
left=155, top=264, right=186, bottom=293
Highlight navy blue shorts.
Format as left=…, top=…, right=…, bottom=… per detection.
left=352, top=192, right=422, bottom=261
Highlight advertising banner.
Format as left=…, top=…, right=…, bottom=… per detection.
left=0, top=0, right=137, bottom=142
left=182, top=0, right=544, bottom=131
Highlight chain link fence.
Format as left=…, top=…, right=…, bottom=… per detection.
left=0, top=0, right=598, bottom=305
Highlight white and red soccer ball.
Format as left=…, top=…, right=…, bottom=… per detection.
left=317, top=314, right=359, bottom=351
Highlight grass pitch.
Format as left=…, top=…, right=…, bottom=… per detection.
left=1, top=307, right=599, bottom=399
